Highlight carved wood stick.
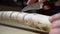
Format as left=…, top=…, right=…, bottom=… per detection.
left=0, top=11, right=51, bottom=32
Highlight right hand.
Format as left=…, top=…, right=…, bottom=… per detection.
left=27, top=0, right=51, bottom=10
left=27, top=0, right=46, bottom=5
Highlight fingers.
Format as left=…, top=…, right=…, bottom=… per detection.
left=27, top=0, right=36, bottom=5
left=49, top=28, right=60, bottom=34
left=27, top=0, right=46, bottom=5
left=49, top=13, right=60, bottom=23
left=49, top=20, right=60, bottom=34
left=49, top=13, right=60, bottom=34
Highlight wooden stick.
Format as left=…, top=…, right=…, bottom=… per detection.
left=0, top=11, right=51, bottom=32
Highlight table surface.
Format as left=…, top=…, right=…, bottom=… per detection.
left=0, top=25, right=38, bottom=34
left=0, top=21, right=44, bottom=34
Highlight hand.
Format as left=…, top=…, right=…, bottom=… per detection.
left=49, top=13, right=60, bottom=34
left=27, top=0, right=46, bottom=5
left=27, top=0, right=51, bottom=10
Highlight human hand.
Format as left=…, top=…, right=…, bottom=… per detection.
left=49, top=13, right=60, bottom=34
left=27, top=0, right=51, bottom=10
left=27, top=0, right=46, bottom=5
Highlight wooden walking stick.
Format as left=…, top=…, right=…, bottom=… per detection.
left=0, top=11, right=51, bottom=32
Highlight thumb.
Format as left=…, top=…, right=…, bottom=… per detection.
left=49, top=13, right=60, bottom=23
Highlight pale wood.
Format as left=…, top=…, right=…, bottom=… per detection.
left=0, top=11, right=51, bottom=32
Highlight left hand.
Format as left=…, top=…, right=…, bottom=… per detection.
left=49, top=13, right=60, bottom=34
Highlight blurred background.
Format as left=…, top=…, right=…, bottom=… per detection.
left=0, top=0, right=28, bottom=11
left=0, top=0, right=60, bottom=15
